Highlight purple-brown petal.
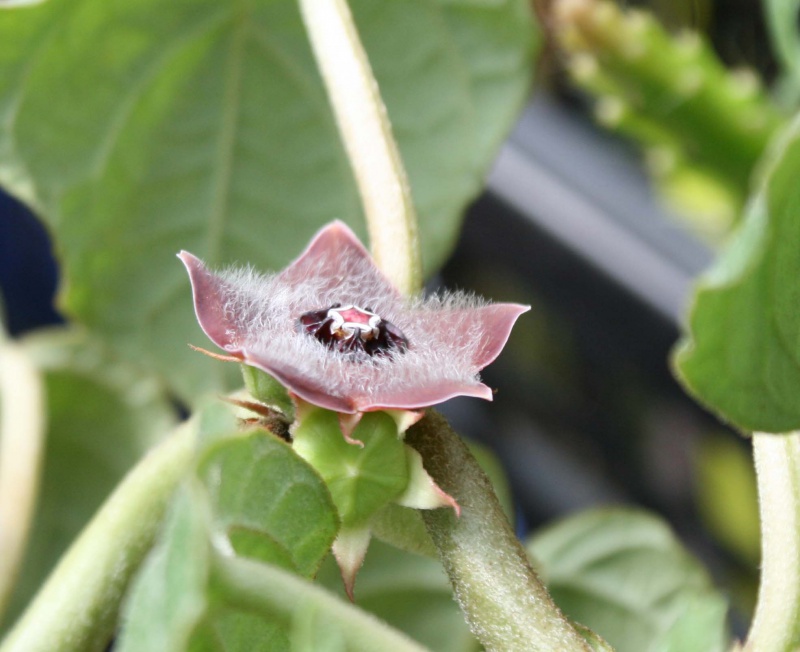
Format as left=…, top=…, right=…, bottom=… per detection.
left=352, top=380, right=494, bottom=413
left=278, top=221, right=403, bottom=300
left=178, top=251, right=244, bottom=357
left=468, top=303, right=531, bottom=368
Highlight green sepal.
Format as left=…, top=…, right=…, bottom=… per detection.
left=292, top=409, right=409, bottom=528
left=241, top=365, right=294, bottom=420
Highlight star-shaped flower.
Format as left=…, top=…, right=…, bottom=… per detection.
left=179, top=221, right=528, bottom=415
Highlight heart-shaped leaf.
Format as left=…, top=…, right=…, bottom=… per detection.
left=0, top=0, right=536, bottom=401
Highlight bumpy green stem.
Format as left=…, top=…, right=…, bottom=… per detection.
left=553, top=0, right=783, bottom=201
left=744, top=432, right=800, bottom=651
left=406, top=411, right=590, bottom=652
left=298, top=0, right=422, bottom=294
left=0, top=421, right=195, bottom=652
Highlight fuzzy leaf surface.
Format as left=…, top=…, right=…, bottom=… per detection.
left=528, top=508, right=729, bottom=652
left=197, top=430, right=339, bottom=578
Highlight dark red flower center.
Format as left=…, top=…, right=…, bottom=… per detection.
left=298, top=304, right=409, bottom=357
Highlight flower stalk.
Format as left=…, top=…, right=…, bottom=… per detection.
left=406, top=411, right=591, bottom=652
left=298, top=0, right=422, bottom=295
left=0, top=339, right=45, bottom=622
left=744, top=432, right=800, bottom=651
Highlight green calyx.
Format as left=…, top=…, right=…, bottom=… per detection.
left=292, top=409, right=409, bottom=528
left=240, top=365, right=295, bottom=420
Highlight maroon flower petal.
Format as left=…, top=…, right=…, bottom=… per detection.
left=178, top=251, right=244, bottom=357
left=279, top=220, right=402, bottom=302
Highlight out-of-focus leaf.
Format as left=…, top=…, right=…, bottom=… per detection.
left=116, top=486, right=218, bottom=652
left=2, top=328, right=176, bottom=630
left=316, top=539, right=478, bottom=652
left=0, top=0, right=535, bottom=401
left=369, top=504, right=437, bottom=558
left=121, top=476, right=426, bottom=652
left=655, top=592, right=729, bottom=652
left=528, top=508, right=730, bottom=652
left=197, top=430, right=339, bottom=577
left=120, top=483, right=293, bottom=652
left=675, top=116, right=800, bottom=432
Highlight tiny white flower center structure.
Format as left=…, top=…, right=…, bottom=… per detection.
left=328, top=305, right=381, bottom=341
left=299, top=303, right=409, bottom=357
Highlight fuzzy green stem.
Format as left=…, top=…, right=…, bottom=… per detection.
left=298, top=0, right=422, bottom=294
left=764, top=0, right=800, bottom=91
left=406, top=411, right=590, bottom=652
left=554, top=0, right=782, bottom=197
left=0, top=341, right=45, bottom=621
left=744, top=432, right=800, bottom=651
left=212, top=552, right=428, bottom=652
left=0, top=420, right=195, bottom=652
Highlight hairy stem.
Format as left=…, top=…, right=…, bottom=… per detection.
left=406, top=411, right=590, bottom=652
left=744, top=432, right=800, bottom=651
left=0, top=341, right=45, bottom=621
left=0, top=420, right=195, bottom=652
left=212, top=552, right=428, bottom=652
left=298, top=0, right=422, bottom=294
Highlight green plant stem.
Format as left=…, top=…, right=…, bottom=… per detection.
left=0, top=420, right=196, bottom=652
left=0, top=341, right=45, bottom=621
left=298, top=0, right=422, bottom=295
left=406, top=411, right=591, bottom=652
left=212, top=551, right=428, bottom=652
left=744, top=432, right=800, bottom=651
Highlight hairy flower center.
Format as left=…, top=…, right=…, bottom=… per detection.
left=298, top=304, right=409, bottom=357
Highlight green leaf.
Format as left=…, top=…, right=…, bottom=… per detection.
left=528, top=508, right=730, bottom=652
left=197, top=430, right=339, bottom=577
left=241, top=366, right=293, bottom=418
left=120, top=484, right=427, bottom=652
left=655, top=593, right=729, bottom=652
left=316, top=539, right=478, bottom=652
left=369, top=504, right=437, bottom=558
left=675, top=116, right=800, bottom=431
left=120, top=483, right=291, bottom=652
left=0, top=0, right=535, bottom=401
left=293, top=410, right=408, bottom=527
left=2, top=328, right=176, bottom=631
left=117, top=486, right=213, bottom=652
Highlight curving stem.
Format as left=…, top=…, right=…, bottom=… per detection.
left=744, top=432, right=800, bottom=651
left=298, top=0, right=422, bottom=295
